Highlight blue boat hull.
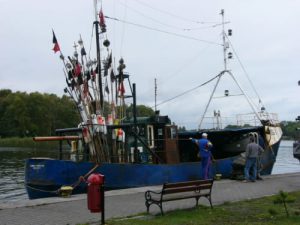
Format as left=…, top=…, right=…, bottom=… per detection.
left=25, top=158, right=234, bottom=199
left=25, top=141, right=279, bottom=199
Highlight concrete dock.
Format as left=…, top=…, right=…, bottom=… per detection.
left=1, top=172, right=300, bottom=225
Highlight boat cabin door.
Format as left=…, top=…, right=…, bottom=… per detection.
left=164, top=125, right=180, bottom=163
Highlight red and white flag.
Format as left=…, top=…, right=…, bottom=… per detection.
left=52, top=30, right=60, bottom=53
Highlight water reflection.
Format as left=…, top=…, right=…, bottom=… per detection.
left=0, top=147, right=57, bottom=202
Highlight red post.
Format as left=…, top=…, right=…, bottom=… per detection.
left=87, top=173, right=105, bottom=224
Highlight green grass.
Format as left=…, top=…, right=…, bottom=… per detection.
left=104, top=191, right=300, bottom=225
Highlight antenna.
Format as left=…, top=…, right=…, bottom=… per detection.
left=221, top=9, right=228, bottom=71
left=93, top=0, right=98, bottom=21
left=154, top=78, right=157, bottom=112
left=198, top=10, right=262, bottom=130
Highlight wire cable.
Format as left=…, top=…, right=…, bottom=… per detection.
left=116, top=0, right=225, bottom=31
left=226, top=34, right=263, bottom=107
left=120, top=0, right=128, bottom=57
left=116, top=0, right=185, bottom=30
left=105, top=15, right=222, bottom=46
left=88, top=23, right=95, bottom=59
left=138, top=43, right=215, bottom=97
left=153, top=71, right=223, bottom=108
left=131, top=0, right=219, bottom=25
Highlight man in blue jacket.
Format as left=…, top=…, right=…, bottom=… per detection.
left=190, top=133, right=213, bottom=180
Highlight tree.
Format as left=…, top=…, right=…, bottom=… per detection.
left=0, top=89, right=80, bottom=137
left=126, top=104, right=155, bottom=117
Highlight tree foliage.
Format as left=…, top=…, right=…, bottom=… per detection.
left=0, top=89, right=155, bottom=138
left=0, top=89, right=79, bottom=137
left=280, top=121, right=300, bottom=139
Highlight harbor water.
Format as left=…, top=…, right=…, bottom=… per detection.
left=0, top=140, right=299, bottom=203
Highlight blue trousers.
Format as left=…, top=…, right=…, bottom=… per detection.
left=244, top=158, right=257, bottom=181
left=201, top=156, right=211, bottom=180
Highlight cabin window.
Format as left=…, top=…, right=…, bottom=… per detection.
left=158, top=128, right=163, bottom=136
left=147, top=125, right=154, bottom=148
left=171, top=127, right=177, bottom=139
left=165, top=126, right=177, bottom=140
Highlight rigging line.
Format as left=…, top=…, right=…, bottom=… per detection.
left=138, top=43, right=214, bottom=97
left=117, top=0, right=222, bottom=31
left=153, top=72, right=222, bottom=108
left=88, top=23, right=95, bottom=60
left=184, top=22, right=230, bottom=31
left=213, top=93, right=244, bottom=98
left=117, top=0, right=183, bottom=30
left=131, top=0, right=219, bottom=24
left=120, top=0, right=128, bottom=57
left=105, top=16, right=222, bottom=46
left=226, top=34, right=263, bottom=106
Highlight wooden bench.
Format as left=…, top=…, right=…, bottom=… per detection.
left=145, top=179, right=214, bottom=215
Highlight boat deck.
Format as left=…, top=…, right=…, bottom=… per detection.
left=1, top=172, right=300, bottom=225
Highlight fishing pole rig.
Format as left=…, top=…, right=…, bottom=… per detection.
left=52, top=1, right=133, bottom=163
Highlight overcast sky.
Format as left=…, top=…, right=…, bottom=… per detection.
left=0, top=0, right=299, bottom=129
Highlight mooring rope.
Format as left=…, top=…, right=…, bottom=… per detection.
left=25, top=164, right=100, bottom=195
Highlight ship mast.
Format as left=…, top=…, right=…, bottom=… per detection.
left=221, top=9, right=228, bottom=71
left=198, top=9, right=261, bottom=130
left=93, top=0, right=104, bottom=112
left=154, top=78, right=157, bottom=112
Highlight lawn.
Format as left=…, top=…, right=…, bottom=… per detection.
left=102, top=191, right=300, bottom=225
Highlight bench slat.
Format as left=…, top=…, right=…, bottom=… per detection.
left=163, top=183, right=212, bottom=194
left=164, top=179, right=213, bottom=189
left=145, top=179, right=214, bottom=215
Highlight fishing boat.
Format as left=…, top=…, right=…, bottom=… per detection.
left=25, top=6, right=282, bottom=199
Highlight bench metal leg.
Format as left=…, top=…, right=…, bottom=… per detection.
left=195, top=197, right=200, bottom=206
left=145, top=201, right=150, bottom=213
left=208, top=196, right=213, bottom=208
left=145, top=200, right=164, bottom=215
left=159, top=202, right=164, bottom=216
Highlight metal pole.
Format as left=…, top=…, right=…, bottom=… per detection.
left=133, top=83, right=138, bottom=162
left=198, top=71, right=224, bottom=130
left=227, top=71, right=262, bottom=121
left=101, top=185, right=105, bottom=225
left=59, top=139, right=62, bottom=160
left=221, top=9, right=227, bottom=71
left=93, top=0, right=103, bottom=111
left=154, top=78, right=157, bottom=112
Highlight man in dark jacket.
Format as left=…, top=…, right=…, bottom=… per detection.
left=244, top=136, right=264, bottom=182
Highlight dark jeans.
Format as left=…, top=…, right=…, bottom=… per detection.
left=244, top=157, right=257, bottom=181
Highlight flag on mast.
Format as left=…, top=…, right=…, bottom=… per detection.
left=99, top=8, right=106, bottom=32
left=52, top=30, right=60, bottom=53
left=99, top=9, right=105, bottom=27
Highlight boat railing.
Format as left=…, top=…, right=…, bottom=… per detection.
left=200, top=111, right=280, bottom=130
left=236, top=112, right=280, bottom=126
